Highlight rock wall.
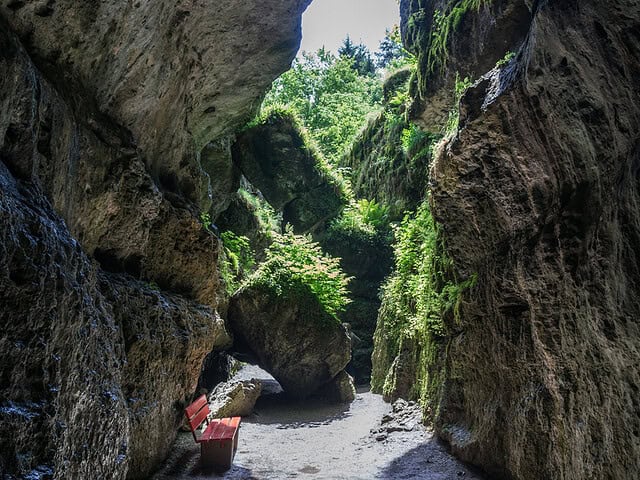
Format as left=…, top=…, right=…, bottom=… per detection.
left=386, top=0, right=640, bottom=478
left=0, top=0, right=310, bottom=477
left=0, top=0, right=310, bottom=207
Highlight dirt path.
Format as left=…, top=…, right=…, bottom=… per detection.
left=152, top=367, right=484, bottom=480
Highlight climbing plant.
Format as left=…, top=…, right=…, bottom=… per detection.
left=371, top=200, right=476, bottom=405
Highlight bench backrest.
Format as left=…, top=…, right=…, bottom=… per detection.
left=184, top=394, right=210, bottom=442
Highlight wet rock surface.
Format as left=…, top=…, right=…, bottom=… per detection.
left=228, top=284, right=352, bottom=399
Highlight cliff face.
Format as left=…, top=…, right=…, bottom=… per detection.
left=388, top=0, right=640, bottom=478
left=1, top=0, right=308, bottom=208
left=0, top=0, right=309, bottom=477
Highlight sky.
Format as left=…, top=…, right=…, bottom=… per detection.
left=299, top=0, right=400, bottom=56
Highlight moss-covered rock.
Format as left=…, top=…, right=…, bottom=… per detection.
left=341, top=71, right=437, bottom=220
left=228, top=284, right=352, bottom=399
left=233, top=110, right=348, bottom=233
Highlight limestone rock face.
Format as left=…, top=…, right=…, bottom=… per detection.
left=314, top=370, right=357, bottom=404
left=228, top=285, right=352, bottom=399
left=393, top=0, right=640, bottom=478
left=0, top=164, right=129, bottom=480
left=1, top=0, right=311, bottom=205
left=0, top=162, right=231, bottom=479
left=100, top=275, right=231, bottom=479
left=209, top=379, right=262, bottom=418
left=233, top=112, right=347, bottom=233
left=0, top=24, right=223, bottom=308
left=0, top=0, right=309, bottom=476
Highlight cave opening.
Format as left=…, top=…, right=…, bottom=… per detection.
left=8, top=0, right=635, bottom=478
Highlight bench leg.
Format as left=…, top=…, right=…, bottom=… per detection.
left=200, top=439, right=234, bottom=470
left=233, top=430, right=239, bottom=456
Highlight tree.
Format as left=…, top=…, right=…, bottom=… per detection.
left=338, top=36, right=376, bottom=77
left=375, top=26, right=413, bottom=70
left=262, top=49, right=382, bottom=165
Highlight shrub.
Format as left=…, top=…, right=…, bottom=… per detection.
left=220, top=231, right=256, bottom=295
left=246, top=227, right=352, bottom=321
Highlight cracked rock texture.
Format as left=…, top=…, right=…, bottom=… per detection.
left=387, top=0, right=640, bottom=478
left=0, top=0, right=311, bottom=207
left=0, top=0, right=309, bottom=477
left=228, top=284, right=352, bottom=399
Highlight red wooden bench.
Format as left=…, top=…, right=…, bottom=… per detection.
left=184, top=394, right=241, bottom=470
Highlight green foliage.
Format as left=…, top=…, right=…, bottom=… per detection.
left=372, top=201, right=476, bottom=400
left=331, top=199, right=391, bottom=236
left=237, top=186, right=281, bottom=234
left=246, top=227, right=352, bottom=321
left=262, top=49, right=383, bottom=165
left=220, top=231, right=255, bottom=295
left=383, top=203, right=446, bottom=338
left=200, top=212, right=212, bottom=231
left=496, top=50, right=516, bottom=68
left=402, top=123, right=440, bottom=167
left=354, top=199, right=390, bottom=230
left=339, top=36, right=376, bottom=76
left=445, top=74, right=473, bottom=134
left=376, top=25, right=416, bottom=70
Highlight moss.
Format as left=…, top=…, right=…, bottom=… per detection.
left=403, top=0, right=493, bottom=101
left=370, top=200, right=476, bottom=418
left=340, top=69, right=440, bottom=219
left=428, top=1, right=492, bottom=75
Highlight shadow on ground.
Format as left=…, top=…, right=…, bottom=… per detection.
left=377, top=438, right=486, bottom=480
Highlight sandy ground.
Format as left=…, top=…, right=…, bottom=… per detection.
left=152, top=366, right=485, bottom=480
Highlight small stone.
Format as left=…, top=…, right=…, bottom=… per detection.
left=392, top=399, right=408, bottom=412
left=375, top=433, right=388, bottom=442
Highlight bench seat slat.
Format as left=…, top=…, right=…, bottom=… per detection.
left=202, top=417, right=241, bottom=442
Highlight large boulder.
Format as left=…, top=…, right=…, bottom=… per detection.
left=313, top=370, right=357, bottom=404
left=232, top=110, right=347, bottom=233
left=228, top=284, right=352, bottom=399
left=209, top=379, right=262, bottom=418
